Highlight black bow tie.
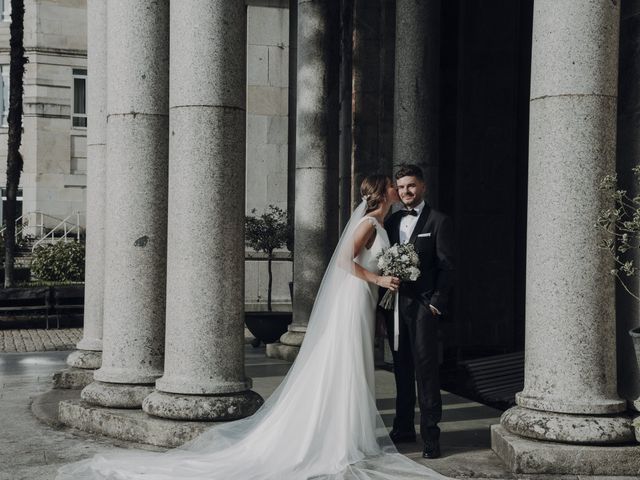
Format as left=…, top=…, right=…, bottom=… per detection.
left=400, top=209, right=418, bottom=217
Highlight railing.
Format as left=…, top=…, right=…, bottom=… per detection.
left=31, top=211, right=85, bottom=251
left=0, top=212, right=27, bottom=241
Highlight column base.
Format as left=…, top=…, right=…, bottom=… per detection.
left=81, top=380, right=154, bottom=408
left=265, top=342, right=299, bottom=362
left=492, top=424, right=640, bottom=475
left=142, top=389, right=264, bottom=420
left=501, top=405, right=634, bottom=444
left=53, top=368, right=96, bottom=389
left=266, top=329, right=305, bottom=361
left=66, top=350, right=102, bottom=369
left=516, top=391, right=627, bottom=414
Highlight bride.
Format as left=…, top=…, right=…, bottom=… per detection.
left=57, top=174, right=449, bottom=480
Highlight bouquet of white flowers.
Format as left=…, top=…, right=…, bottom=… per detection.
left=377, top=243, right=421, bottom=309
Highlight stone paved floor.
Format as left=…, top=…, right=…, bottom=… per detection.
left=0, top=328, right=82, bottom=353
left=1, top=347, right=638, bottom=480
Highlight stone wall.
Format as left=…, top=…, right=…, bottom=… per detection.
left=245, top=5, right=292, bottom=310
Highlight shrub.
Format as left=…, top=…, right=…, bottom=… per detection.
left=31, top=241, right=85, bottom=282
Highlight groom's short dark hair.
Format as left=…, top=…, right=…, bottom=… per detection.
left=395, top=164, right=424, bottom=181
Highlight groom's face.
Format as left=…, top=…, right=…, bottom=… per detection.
left=396, top=175, right=425, bottom=208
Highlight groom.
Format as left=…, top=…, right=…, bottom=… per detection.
left=383, top=164, right=455, bottom=459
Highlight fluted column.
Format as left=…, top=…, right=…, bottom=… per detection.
left=393, top=0, right=440, bottom=207
left=499, top=0, right=632, bottom=445
left=65, top=0, right=106, bottom=373
left=141, top=0, right=262, bottom=420
left=616, top=0, right=640, bottom=411
left=81, top=0, right=169, bottom=408
left=274, top=0, right=340, bottom=360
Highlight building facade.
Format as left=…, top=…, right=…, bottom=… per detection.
left=0, top=0, right=292, bottom=309
left=0, top=0, right=87, bottom=227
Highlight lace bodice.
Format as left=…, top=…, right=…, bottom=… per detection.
left=354, top=216, right=390, bottom=274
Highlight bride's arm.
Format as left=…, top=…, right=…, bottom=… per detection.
left=351, top=221, right=399, bottom=291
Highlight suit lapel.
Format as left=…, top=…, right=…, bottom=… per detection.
left=409, top=205, right=431, bottom=244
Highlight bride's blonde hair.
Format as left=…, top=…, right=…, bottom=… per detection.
left=360, top=174, right=391, bottom=213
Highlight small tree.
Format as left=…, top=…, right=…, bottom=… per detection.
left=597, top=166, right=640, bottom=301
left=245, top=205, right=289, bottom=311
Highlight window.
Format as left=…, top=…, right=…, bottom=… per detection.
left=0, top=188, right=23, bottom=228
left=72, top=68, right=87, bottom=128
left=1, top=64, right=8, bottom=127
left=1, top=0, right=11, bottom=22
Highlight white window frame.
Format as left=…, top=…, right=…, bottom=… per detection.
left=1, top=0, right=11, bottom=22
left=1, top=64, right=8, bottom=127
left=72, top=68, right=87, bottom=129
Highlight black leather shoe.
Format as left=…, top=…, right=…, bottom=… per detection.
left=422, top=441, right=441, bottom=459
left=389, top=429, right=416, bottom=444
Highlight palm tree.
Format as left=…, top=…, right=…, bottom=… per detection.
left=4, top=0, right=27, bottom=287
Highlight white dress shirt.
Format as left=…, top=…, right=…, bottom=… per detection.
left=399, top=200, right=425, bottom=244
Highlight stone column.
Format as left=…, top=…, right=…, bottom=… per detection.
left=393, top=0, right=440, bottom=207
left=81, top=0, right=169, bottom=408
left=616, top=0, right=640, bottom=411
left=141, top=0, right=262, bottom=420
left=352, top=0, right=384, bottom=202
left=493, top=2, right=634, bottom=473
left=378, top=0, right=395, bottom=174
left=270, top=0, right=340, bottom=360
left=60, top=0, right=106, bottom=386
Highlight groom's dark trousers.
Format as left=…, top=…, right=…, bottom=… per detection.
left=384, top=205, right=455, bottom=444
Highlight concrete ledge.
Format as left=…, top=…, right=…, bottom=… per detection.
left=491, top=424, right=640, bottom=475
left=58, top=399, right=213, bottom=448
left=52, top=367, right=95, bottom=389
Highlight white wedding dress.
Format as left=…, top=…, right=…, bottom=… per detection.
left=57, top=202, right=449, bottom=480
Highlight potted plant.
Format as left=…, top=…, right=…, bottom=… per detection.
left=244, top=205, right=292, bottom=346
left=598, top=166, right=640, bottom=434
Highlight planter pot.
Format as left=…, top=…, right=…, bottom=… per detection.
left=245, top=311, right=292, bottom=347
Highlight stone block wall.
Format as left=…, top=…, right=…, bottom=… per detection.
left=245, top=5, right=292, bottom=310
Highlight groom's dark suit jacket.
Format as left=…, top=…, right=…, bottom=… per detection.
left=385, top=204, right=455, bottom=316
left=383, top=203, right=455, bottom=442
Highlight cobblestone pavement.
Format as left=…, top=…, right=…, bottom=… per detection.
left=0, top=328, right=81, bottom=353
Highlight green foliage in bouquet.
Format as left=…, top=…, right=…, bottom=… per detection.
left=597, top=166, right=640, bottom=301
left=31, top=241, right=85, bottom=282
left=245, top=205, right=289, bottom=311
